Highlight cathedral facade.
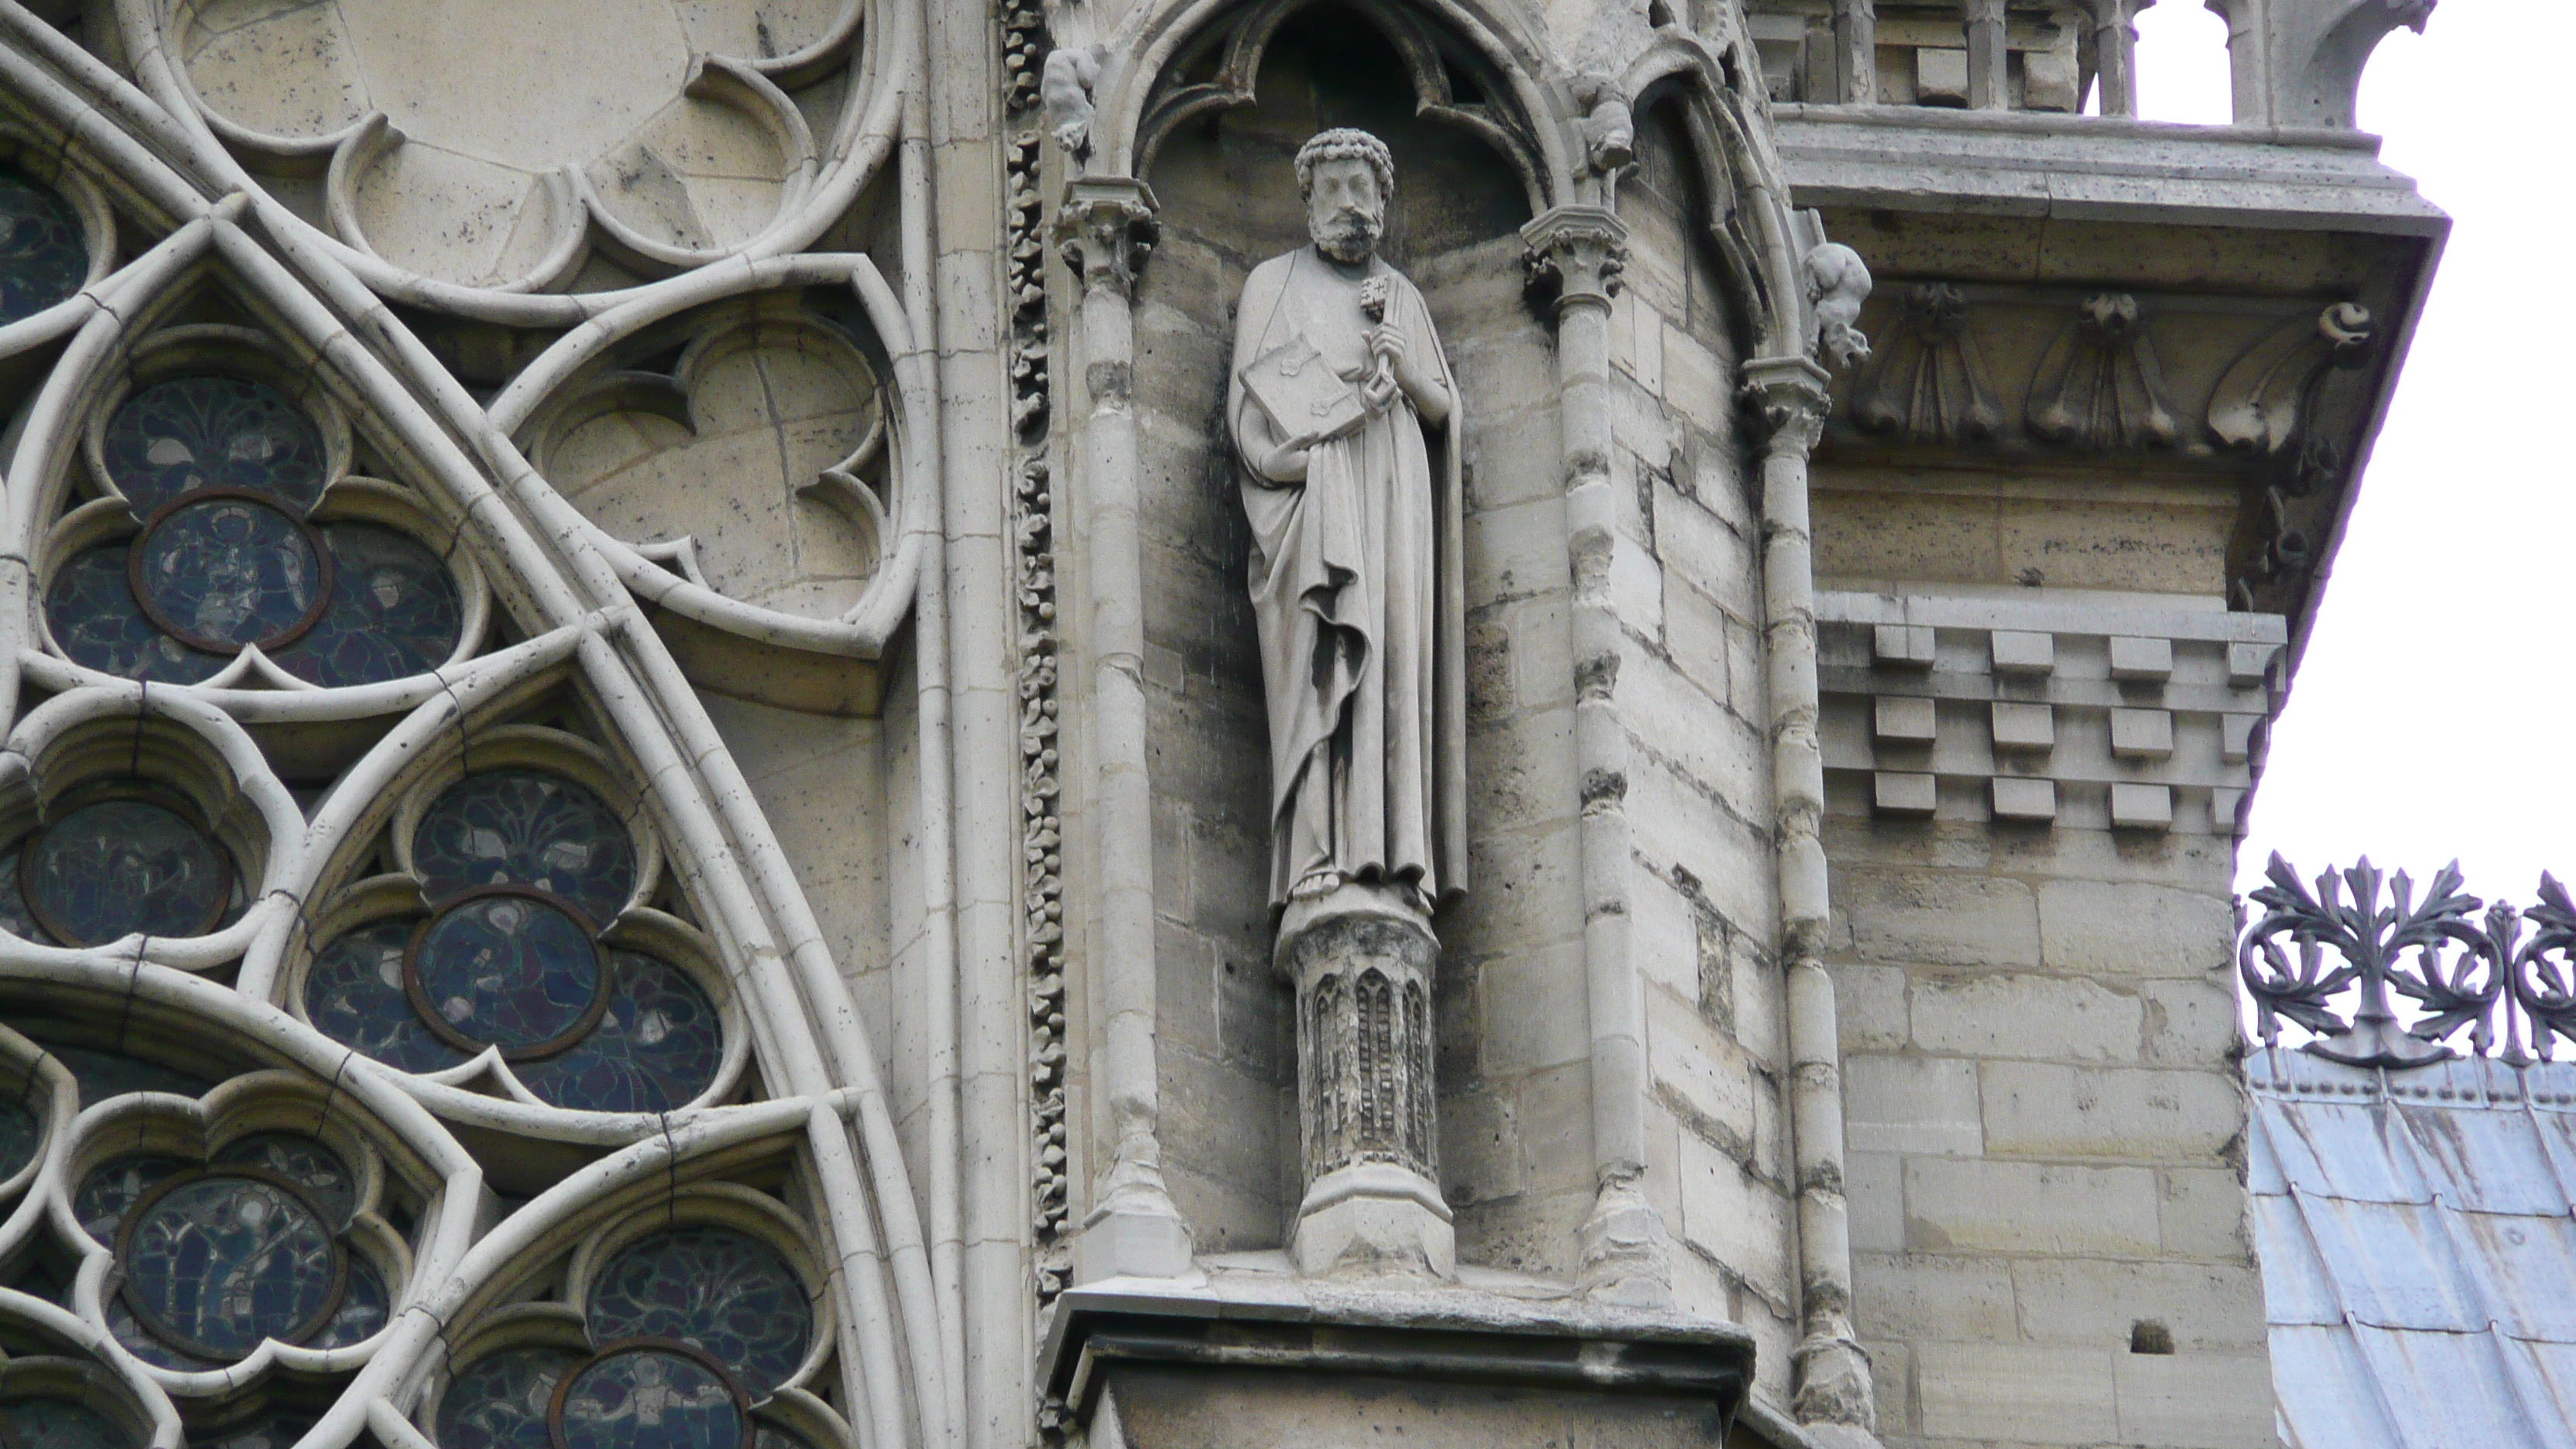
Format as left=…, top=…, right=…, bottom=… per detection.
left=0, top=1, right=2441, bottom=1447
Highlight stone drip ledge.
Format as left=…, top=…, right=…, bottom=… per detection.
left=1814, top=588, right=2284, bottom=834
left=1040, top=1269, right=1757, bottom=1432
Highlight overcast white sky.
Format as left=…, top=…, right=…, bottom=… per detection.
left=2124, top=2, right=2576, bottom=909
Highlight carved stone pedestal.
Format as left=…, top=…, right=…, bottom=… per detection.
left=1277, top=882, right=1452, bottom=1277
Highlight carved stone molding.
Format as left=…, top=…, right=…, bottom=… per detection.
left=1053, top=178, right=1160, bottom=300
left=1277, top=885, right=1452, bottom=1278
left=1742, top=355, right=1835, bottom=457
left=1851, top=282, right=1999, bottom=444
left=1519, top=206, right=1629, bottom=314
left=2027, top=293, right=2177, bottom=450
left=2208, top=301, right=2375, bottom=457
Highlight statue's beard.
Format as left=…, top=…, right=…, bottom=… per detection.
left=1311, top=209, right=1382, bottom=263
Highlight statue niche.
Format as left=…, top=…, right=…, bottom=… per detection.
left=1132, top=0, right=1537, bottom=1273
left=1229, top=128, right=1463, bottom=1276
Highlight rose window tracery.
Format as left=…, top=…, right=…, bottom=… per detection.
left=436, top=1223, right=817, bottom=1449
left=44, top=373, right=466, bottom=689
left=301, top=760, right=724, bottom=1112
left=76, top=1129, right=391, bottom=1371
left=0, top=790, right=241, bottom=947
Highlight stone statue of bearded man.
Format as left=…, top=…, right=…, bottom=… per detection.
left=1229, top=128, right=1468, bottom=916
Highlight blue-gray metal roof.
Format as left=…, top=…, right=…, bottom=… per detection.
left=2249, top=1046, right=2576, bottom=1447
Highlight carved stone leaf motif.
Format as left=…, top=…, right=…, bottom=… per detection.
left=535, top=314, right=886, bottom=622
left=2026, top=293, right=2178, bottom=450
left=1851, top=283, right=2000, bottom=444
left=165, top=0, right=854, bottom=288
left=2207, top=301, right=2375, bottom=456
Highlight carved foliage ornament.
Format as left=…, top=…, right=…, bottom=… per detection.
left=2027, top=292, right=2177, bottom=450
left=1851, top=281, right=1998, bottom=444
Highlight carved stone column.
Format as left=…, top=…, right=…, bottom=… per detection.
left=1523, top=205, right=1673, bottom=1307
left=1055, top=176, right=1194, bottom=1281
left=1282, top=882, right=1451, bottom=1276
left=1965, top=0, right=2009, bottom=110
left=1831, top=0, right=1878, bottom=104
left=1744, top=355, right=1879, bottom=1447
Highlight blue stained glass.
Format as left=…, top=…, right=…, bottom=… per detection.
left=409, top=893, right=604, bottom=1055
left=105, top=1291, right=215, bottom=1372
left=272, top=525, right=463, bottom=687
left=76, top=1155, right=189, bottom=1242
left=214, top=1133, right=355, bottom=1228
left=0, top=1094, right=39, bottom=1181
left=437, top=1348, right=579, bottom=1449
left=2, top=1398, right=129, bottom=1449
left=413, top=770, right=636, bottom=925
left=101, top=378, right=325, bottom=516
left=187, top=1416, right=313, bottom=1449
left=119, top=1172, right=339, bottom=1358
left=518, top=954, right=722, bottom=1113
left=0, top=854, right=45, bottom=941
left=46, top=1045, right=211, bottom=1105
left=22, top=800, right=229, bottom=947
left=0, top=169, right=87, bottom=327
left=130, top=496, right=326, bottom=653
left=44, top=546, right=224, bottom=684
left=557, top=1348, right=742, bottom=1449
left=307, top=1252, right=385, bottom=1348
left=587, top=1229, right=810, bottom=1399
left=303, top=920, right=470, bottom=1073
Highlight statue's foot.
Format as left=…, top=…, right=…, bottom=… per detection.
left=1289, top=870, right=1344, bottom=902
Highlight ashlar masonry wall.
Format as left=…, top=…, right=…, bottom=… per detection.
left=1824, top=720, right=2273, bottom=1447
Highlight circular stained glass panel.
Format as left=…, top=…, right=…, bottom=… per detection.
left=0, top=1398, right=129, bottom=1449
left=128, top=492, right=331, bottom=653
left=516, top=954, right=722, bottom=1113
left=413, top=770, right=636, bottom=924
left=272, top=525, right=464, bottom=687
left=44, top=546, right=224, bottom=684
left=214, top=1132, right=355, bottom=1228
left=0, top=168, right=88, bottom=327
left=101, top=377, right=325, bottom=515
left=440, top=1348, right=580, bottom=1449
left=586, top=1229, right=810, bottom=1399
left=551, top=1345, right=745, bottom=1449
left=22, top=800, right=230, bottom=947
left=117, top=1170, right=342, bottom=1358
left=303, top=919, right=470, bottom=1074
left=406, top=889, right=608, bottom=1058
left=75, top=1154, right=190, bottom=1242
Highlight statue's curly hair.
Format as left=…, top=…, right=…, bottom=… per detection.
left=1293, top=128, right=1396, bottom=202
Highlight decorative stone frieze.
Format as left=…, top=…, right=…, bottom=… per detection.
left=1817, top=590, right=2285, bottom=834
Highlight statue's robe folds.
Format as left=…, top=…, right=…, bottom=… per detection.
left=1229, top=245, right=1468, bottom=909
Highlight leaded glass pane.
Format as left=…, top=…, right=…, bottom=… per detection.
left=272, top=525, right=464, bottom=686
left=557, top=1348, right=743, bottom=1449
left=212, top=1133, right=355, bottom=1228
left=129, top=495, right=328, bottom=653
left=2, top=1398, right=131, bottom=1449
left=307, top=1252, right=386, bottom=1348
left=586, top=1228, right=810, bottom=1399
left=437, top=1348, right=579, bottom=1449
left=117, top=1172, right=341, bottom=1358
left=0, top=1094, right=39, bottom=1180
left=0, top=855, right=42, bottom=940
left=75, top=1155, right=189, bottom=1242
left=187, top=1415, right=314, bottom=1449
left=407, top=892, right=605, bottom=1057
left=44, top=546, right=224, bottom=684
left=22, top=800, right=230, bottom=946
left=0, top=168, right=84, bottom=327
left=105, top=1290, right=215, bottom=1371
left=412, top=770, right=636, bottom=924
left=303, top=920, right=471, bottom=1073
left=101, top=378, right=325, bottom=516
left=46, top=1046, right=211, bottom=1105
left=516, top=954, right=721, bottom=1112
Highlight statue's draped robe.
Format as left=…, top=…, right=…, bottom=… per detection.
left=1230, top=245, right=1468, bottom=908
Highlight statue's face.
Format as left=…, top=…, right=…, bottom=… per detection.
left=1305, top=155, right=1384, bottom=264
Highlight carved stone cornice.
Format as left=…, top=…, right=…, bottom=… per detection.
left=1741, top=355, right=1834, bottom=457
left=1053, top=176, right=1160, bottom=298
left=1519, top=205, right=1628, bottom=315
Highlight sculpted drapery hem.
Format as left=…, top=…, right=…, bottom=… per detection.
left=1229, top=245, right=1468, bottom=911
